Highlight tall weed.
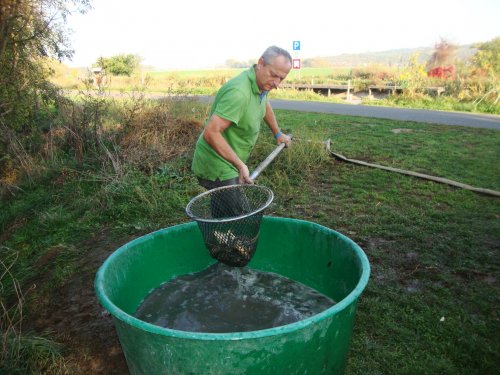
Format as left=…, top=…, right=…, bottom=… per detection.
left=0, top=247, right=63, bottom=374
left=251, top=126, right=331, bottom=196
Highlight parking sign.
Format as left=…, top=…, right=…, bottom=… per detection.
left=293, top=41, right=300, bottom=51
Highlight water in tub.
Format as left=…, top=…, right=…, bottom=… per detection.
left=134, top=263, right=335, bottom=333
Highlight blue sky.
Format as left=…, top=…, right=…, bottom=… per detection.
left=65, top=0, right=500, bottom=70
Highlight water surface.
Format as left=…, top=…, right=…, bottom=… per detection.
left=134, top=263, right=335, bottom=333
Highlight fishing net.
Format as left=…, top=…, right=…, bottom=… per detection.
left=186, top=185, right=274, bottom=267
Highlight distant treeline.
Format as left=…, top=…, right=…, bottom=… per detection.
left=225, top=44, right=477, bottom=68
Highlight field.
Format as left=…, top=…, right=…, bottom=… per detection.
left=54, top=66, right=352, bottom=93
left=1, top=94, right=499, bottom=374
left=50, top=62, right=499, bottom=114
left=144, top=67, right=351, bottom=80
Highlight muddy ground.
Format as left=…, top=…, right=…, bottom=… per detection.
left=31, top=229, right=131, bottom=374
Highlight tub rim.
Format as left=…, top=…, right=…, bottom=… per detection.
left=95, top=216, right=370, bottom=341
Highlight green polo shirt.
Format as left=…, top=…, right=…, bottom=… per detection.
left=191, top=67, right=267, bottom=181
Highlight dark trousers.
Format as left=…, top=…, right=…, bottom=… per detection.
left=197, top=177, right=249, bottom=219
left=197, top=177, right=239, bottom=190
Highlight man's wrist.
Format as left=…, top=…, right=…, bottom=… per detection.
left=274, top=130, right=282, bottom=139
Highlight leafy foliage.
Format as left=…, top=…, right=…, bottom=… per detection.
left=398, top=53, right=428, bottom=97
left=471, top=37, right=500, bottom=77
left=95, top=54, right=142, bottom=76
left=0, top=0, right=90, bottom=177
left=427, top=38, right=458, bottom=68
left=225, top=58, right=254, bottom=68
left=0, top=1, right=91, bottom=370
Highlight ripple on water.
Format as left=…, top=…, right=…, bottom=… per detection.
left=134, top=263, right=335, bottom=333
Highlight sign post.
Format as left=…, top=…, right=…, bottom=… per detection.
left=292, top=40, right=301, bottom=80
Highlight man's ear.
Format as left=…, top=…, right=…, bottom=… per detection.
left=257, top=57, right=265, bottom=68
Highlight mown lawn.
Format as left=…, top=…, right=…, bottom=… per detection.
left=261, top=111, right=499, bottom=374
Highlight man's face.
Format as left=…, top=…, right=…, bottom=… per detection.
left=255, top=55, right=292, bottom=92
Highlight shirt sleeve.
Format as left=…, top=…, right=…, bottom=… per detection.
left=213, top=87, right=247, bottom=126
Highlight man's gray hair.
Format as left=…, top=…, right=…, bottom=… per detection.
left=261, top=46, right=292, bottom=65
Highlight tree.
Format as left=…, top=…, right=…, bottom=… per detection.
left=399, top=53, right=428, bottom=98
left=0, top=0, right=90, bottom=167
left=427, top=38, right=457, bottom=69
left=95, top=54, right=142, bottom=76
left=471, top=37, right=500, bottom=77
left=225, top=59, right=251, bottom=68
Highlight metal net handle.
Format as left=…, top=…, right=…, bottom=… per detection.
left=250, top=142, right=286, bottom=180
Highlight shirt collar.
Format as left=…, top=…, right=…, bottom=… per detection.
left=259, top=90, right=268, bottom=103
left=249, top=65, right=261, bottom=95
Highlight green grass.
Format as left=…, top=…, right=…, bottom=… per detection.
left=273, top=111, right=500, bottom=190
left=1, top=333, right=65, bottom=375
left=147, top=69, right=243, bottom=78
left=1, top=100, right=499, bottom=373
left=260, top=112, right=500, bottom=374
left=365, top=95, right=500, bottom=115
left=146, top=67, right=350, bottom=81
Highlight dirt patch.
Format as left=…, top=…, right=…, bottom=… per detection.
left=0, top=216, right=27, bottom=244
left=391, top=128, right=413, bottom=134
left=29, top=229, right=134, bottom=374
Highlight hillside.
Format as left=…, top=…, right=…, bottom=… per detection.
left=304, top=44, right=477, bottom=67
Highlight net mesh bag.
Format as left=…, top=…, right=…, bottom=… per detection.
left=186, top=185, right=274, bottom=267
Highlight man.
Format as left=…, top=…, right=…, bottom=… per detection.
left=192, top=46, right=292, bottom=190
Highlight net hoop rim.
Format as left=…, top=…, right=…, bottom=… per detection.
left=185, top=184, right=274, bottom=224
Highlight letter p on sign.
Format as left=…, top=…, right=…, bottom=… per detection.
left=293, top=41, right=301, bottom=51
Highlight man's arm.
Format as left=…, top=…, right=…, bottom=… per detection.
left=264, top=102, right=291, bottom=146
left=203, top=114, right=253, bottom=184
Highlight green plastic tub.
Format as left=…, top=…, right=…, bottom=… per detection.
left=95, top=217, right=370, bottom=374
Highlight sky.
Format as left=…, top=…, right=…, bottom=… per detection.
left=65, top=0, right=500, bottom=70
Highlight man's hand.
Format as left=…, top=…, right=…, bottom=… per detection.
left=238, top=163, right=254, bottom=184
left=276, top=133, right=292, bottom=148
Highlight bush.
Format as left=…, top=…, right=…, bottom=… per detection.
left=95, top=54, right=142, bottom=76
left=351, top=64, right=398, bottom=83
left=0, top=0, right=90, bottom=183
